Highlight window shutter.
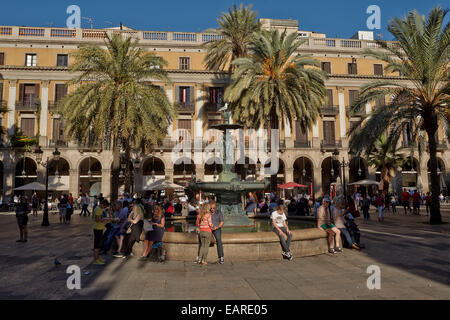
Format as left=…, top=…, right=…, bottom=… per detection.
left=330, top=121, right=335, bottom=142
left=190, top=86, right=195, bottom=108
left=55, top=84, right=67, bottom=102
left=0, top=83, right=3, bottom=101
left=327, top=89, right=333, bottom=106
left=21, top=118, right=35, bottom=137
left=0, top=53, right=4, bottom=65
left=19, top=84, right=25, bottom=104
left=35, top=84, right=40, bottom=99
left=295, top=121, right=308, bottom=143
left=175, top=86, right=180, bottom=104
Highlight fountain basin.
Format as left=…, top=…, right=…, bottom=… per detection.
left=132, top=227, right=329, bottom=261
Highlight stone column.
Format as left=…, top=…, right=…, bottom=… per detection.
left=101, top=169, right=111, bottom=200
left=196, top=87, right=203, bottom=139
left=7, top=80, right=17, bottom=137
left=165, top=168, right=174, bottom=183
left=3, top=161, right=14, bottom=200
left=285, top=167, right=294, bottom=184
left=69, top=169, right=79, bottom=197
left=313, top=165, right=322, bottom=198
left=312, top=120, right=320, bottom=149
left=338, top=87, right=347, bottom=148
left=195, top=164, right=205, bottom=182
left=39, top=80, right=49, bottom=146
left=284, top=118, right=294, bottom=148
left=166, top=86, right=174, bottom=139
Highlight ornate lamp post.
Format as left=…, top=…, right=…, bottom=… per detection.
left=34, top=146, right=60, bottom=227
left=332, top=148, right=350, bottom=200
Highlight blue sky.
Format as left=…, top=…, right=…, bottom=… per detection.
left=0, top=1, right=447, bottom=39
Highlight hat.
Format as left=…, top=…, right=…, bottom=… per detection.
left=323, top=196, right=331, bottom=203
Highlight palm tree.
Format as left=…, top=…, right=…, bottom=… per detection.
left=203, top=3, right=260, bottom=72
left=226, top=29, right=327, bottom=190
left=58, top=34, right=175, bottom=200
left=349, top=7, right=449, bottom=224
left=366, top=134, right=407, bottom=192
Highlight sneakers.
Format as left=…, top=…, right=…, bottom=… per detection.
left=219, top=257, right=224, bottom=264
left=334, top=247, right=343, bottom=253
left=194, top=256, right=199, bottom=264
left=114, top=253, right=125, bottom=258
left=328, top=248, right=336, bottom=254
left=352, top=243, right=361, bottom=250
left=138, top=256, right=147, bottom=261
left=93, top=259, right=105, bottom=265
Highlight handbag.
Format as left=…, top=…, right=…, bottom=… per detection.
left=143, top=219, right=154, bottom=232
left=209, top=234, right=216, bottom=247
left=126, top=222, right=133, bottom=235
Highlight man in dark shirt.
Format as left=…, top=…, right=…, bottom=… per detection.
left=210, top=200, right=225, bottom=264
left=15, top=196, right=30, bottom=242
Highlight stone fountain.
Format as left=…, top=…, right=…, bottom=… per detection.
left=188, top=106, right=269, bottom=228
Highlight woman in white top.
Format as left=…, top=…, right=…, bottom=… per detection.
left=332, top=196, right=360, bottom=250
left=271, top=204, right=293, bottom=260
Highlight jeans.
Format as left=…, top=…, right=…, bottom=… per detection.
left=339, top=228, right=355, bottom=246
left=378, top=206, right=384, bottom=218
left=81, top=204, right=90, bottom=216
left=198, top=231, right=212, bottom=262
left=273, top=226, right=292, bottom=253
left=391, top=204, right=396, bottom=213
left=102, top=226, right=120, bottom=251
left=213, top=229, right=224, bottom=258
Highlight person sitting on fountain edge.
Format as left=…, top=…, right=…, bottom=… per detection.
left=271, top=204, right=293, bottom=260
left=317, top=196, right=341, bottom=254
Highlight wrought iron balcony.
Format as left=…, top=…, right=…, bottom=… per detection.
left=48, top=139, right=68, bottom=148
left=346, top=106, right=365, bottom=117
left=294, top=141, right=311, bottom=148
left=175, top=102, right=195, bottom=114
left=15, top=100, right=39, bottom=112
left=321, top=106, right=339, bottom=116
left=320, top=140, right=342, bottom=151
left=204, top=102, right=222, bottom=113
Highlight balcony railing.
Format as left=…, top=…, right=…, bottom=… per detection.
left=48, top=139, right=68, bottom=148
left=0, top=26, right=397, bottom=52
left=346, top=107, right=365, bottom=117
left=321, top=140, right=342, bottom=150
left=294, top=141, right=311, bottom=148
left=436, top=141, right=448, bottom=150
left=321, top=106, right=339, bottom=116
left=204, top=102, right=221, bottom=113
left=15, top=100, right=39, bottom=112
left=175, top=102, right=195, bottom=114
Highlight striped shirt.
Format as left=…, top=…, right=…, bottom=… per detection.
left=196, top=213, right=212, bottom=233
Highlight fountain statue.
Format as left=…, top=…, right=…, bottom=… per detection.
left=188, top=104, right=269, bottom=228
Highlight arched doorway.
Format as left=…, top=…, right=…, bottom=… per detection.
left=142, top=157, right=165, bottom=190
left=48, top=157, right=70, bottom=193
left=321, top=156, right=340, bottom=196
left=15, top=157, right=38, bottom=193
left=427, top=158, right=447, bottom=192
left=173, top=157, right=195, bottom=186
left=79, top=157, right=102, bottom=197
left=293, top=157, right=314, bottom=196
left=204, top=157, right=223, bottom=182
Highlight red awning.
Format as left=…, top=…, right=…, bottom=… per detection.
left=277, top=182, right=308, bottom=189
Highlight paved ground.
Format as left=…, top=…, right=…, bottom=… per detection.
left=0, top=206, right=449, bottom=300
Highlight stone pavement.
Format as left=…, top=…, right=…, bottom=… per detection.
left=0, top=206, right=449, bottom=300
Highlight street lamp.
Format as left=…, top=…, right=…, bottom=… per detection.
left=34, top=146, right=60, bottom=227
left=332, top=148, right=350, bottom=200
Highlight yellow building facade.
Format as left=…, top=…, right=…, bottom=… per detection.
left=0, top=20, right=448, bottom=200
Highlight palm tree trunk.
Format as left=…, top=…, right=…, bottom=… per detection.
left=124, top=142, right=132, bottom=194
left=110, top=135, right=121, bottom=202
left=424, top=114, right=442, bottom=224
left=269, top=108, right=279, bottom=192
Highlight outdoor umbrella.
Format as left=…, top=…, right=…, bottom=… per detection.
left=14, top=182, right=47, bottom=191
left=348, top=179, right=380, bottom=186
left=146, top=179, right=185, bottom=191
left=277, top=182, right=307, bottom=189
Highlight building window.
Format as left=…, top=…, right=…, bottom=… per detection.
left=25, top=54, right=37, bottom=67
left=20, top=118, right=35, bottom=137
left=321, top=62, right=331, bottom=74
left=175, top=86, right=194, bottom=108
left=374, top=64, right=383, bottom=76
left=0, top=82, right=3, bottom=101
left=179, top=57, right=190, bottom=70
left=347, top=62, right=357, bottom=75
left=326, top=89, right=334, bottom=106
left=207, top=87, right=224, bottom=108
left=54, top=84, right=68, bottom=102
left=0, top=53, right=4, bottom=66
left=375, top=96, right=385, bottom=108
left=323, top=121, right=336, bottom=145
left=56, top=54, right=68, bottom=67
left=295, top=120, right=308, bottom=144
left=19, top=84, right=40, bottom=106
left=348, top=90, right=359, bottom=106
left=52, top=118, right=65, bottom=143
left=177, top=119, right=192, bottom=141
